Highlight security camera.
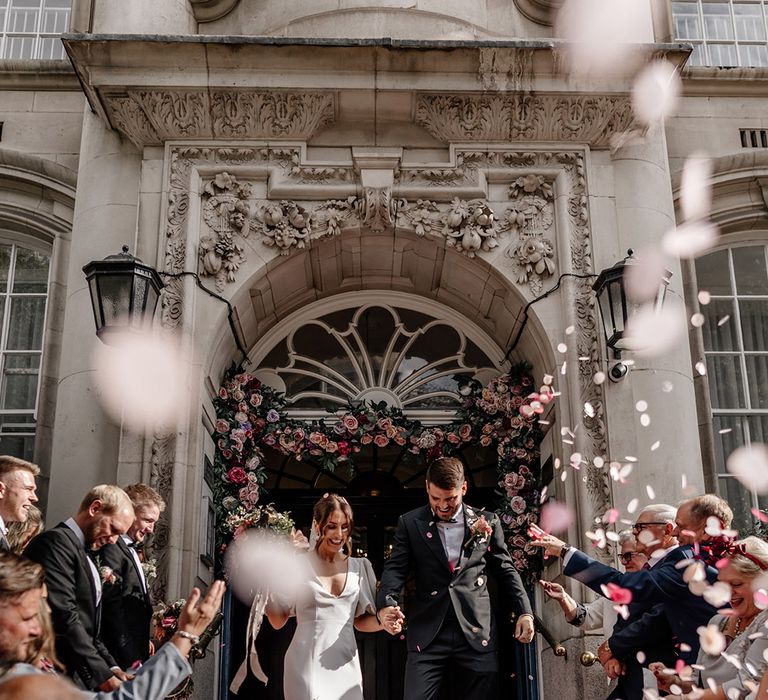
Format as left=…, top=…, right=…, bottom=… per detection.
left=608, top=361, right=629, bottom=382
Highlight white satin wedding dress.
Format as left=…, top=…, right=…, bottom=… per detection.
left=283, top=556, right=377, bottom=700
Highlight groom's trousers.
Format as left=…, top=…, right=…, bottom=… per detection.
left=403, top=606, right=499, bottom=700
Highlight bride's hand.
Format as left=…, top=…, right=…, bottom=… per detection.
left=290, top=528, right=310, bottom=550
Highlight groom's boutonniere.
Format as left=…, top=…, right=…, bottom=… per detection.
left=99, top=565, right=118, bottom=586
left=468, top=514, right=494, bottom=547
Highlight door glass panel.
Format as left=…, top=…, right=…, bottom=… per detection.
left=732, top=246, right=767, bottom=294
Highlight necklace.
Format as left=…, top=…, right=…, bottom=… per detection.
left=734, top=617, right=742, bottom=637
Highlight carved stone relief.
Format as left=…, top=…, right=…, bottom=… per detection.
left=102, top=90, right=336, bottom=148
left=154, top=145, right=612, bottom=595
left=415, top=93, right=636, bottom=148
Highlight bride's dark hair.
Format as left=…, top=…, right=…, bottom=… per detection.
left=312, top=493, right=354, bottom=556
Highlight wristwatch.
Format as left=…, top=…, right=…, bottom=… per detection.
left=560, top=544, right=572, bottom=559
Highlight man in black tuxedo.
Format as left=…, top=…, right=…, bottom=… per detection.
left=0, top=456, right=39, bottom=553
left=97, top=483, right=165, bottom=670
left=25, top=485, right=135, bottom=692
left=377, top=457, right=534, bottom=700
left=532, top=494, right=733, bottom=669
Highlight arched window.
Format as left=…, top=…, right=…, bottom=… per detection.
left=0, top=0, right=70, bottom=60
left=695, top=243, right=768, bottom=526
left=0, top=242, right=50, bottom=460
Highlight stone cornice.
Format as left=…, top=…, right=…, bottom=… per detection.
left=0, top=59, right=79, bottom=91
left=103, top=89, right=336, bottom=148
left=682, top=65, right=768, bottom=97
left=415, top=93, right=637, bottom=148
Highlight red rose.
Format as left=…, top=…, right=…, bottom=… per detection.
left=227, top=467, right=247, bottom=484
left=337, top=441, right=351, bottom=457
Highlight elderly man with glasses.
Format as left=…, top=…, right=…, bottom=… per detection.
left=532, top=497, right=729, bottom=684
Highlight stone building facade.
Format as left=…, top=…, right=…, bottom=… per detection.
left=1, top=0, right=767, bottom=698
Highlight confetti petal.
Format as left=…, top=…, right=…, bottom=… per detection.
left=593, top=371, right=606, bottom=385
left=698, top=290, right=711, bottom=305
left=662, top=221, right=718, bottom=259
left=703, top=582, right=732, bottom=608
left=624, top=247, right=673, bottom=304
left=632, top=60, right=681, bottom=127
left=540, top=501, right=576, bottom=534
left=680, top=154, right=712, bottom=222
left=697, top=624, right=727, bottom=656
left=622, top=303, right=686, bottom=356
left=691, top=313, right=705, bottom=328
left=726, top=443, right=768, bottom=494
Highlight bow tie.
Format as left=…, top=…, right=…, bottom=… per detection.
left=436, top=517, right=462, bottom=525
left=127, top=541, right=143, bottom=551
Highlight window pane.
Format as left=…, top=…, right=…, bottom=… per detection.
left=707, top=354, right=746, bottom=408
left=37, top=34, right=63, bottom=58
left=702, top=298, right=738, bottom=350
left=673, top=2, right=704, bottom=38
left=739, top=43, right=768, bottom=66
left=747, top=413, right=768, bottom=444
left=5, top=35, right=35, bottom=59
left=41, top=0, right=68, bottom=33
left=717, top=476, right=753, bottom=531
left=745, top=355, right=768, bottom=408
left=1, top=354, right=40, bottom=410
left=733, top=3, right=766, bottom=40
left=696, top=249, right=732, bottom=295
left=0, top=245, right=11, bottom=294
left=13, top=247, right=49, bottom=293
left=689, top=43, right=708, bottom=65
left=708, top=42, right=740, bottom=65
left=0, top=435, right=35, bottom=461
left=732, top=246, right=767, bottom=294
left=739, top=300, right=768, bottom=351
left=8, top=0, right=39, bottom=33
left=713, top=414, right=746, bottom=471
left=6, top=296, right=46, bottom=350
left=703, top=3, right=735, bottom=39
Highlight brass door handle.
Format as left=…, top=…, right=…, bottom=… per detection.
left=580, top=651, right=598, bottom=667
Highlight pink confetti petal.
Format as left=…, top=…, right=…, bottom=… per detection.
left=622, top=303, right=687, bottom=357
left=662, top=221, right=718, bottom=259
left=632, top=60, right=681, bottom=126
left=601, top=582, right=633, bottom=604
left=540, top=501, right=575, bottom=534
left=603, top=508, right=620, bottom=524
left=752, top=508, right=768, bottom=523
left=753, top=589, right=768, bottom=610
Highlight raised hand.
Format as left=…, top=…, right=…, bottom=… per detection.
left=528, top=534, right=567, bottom=557
left=172, top=580, right=226, bottom=656
left=538, top=580, right=566, bottom=601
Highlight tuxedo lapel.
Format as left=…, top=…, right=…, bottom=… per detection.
left=58, top=524, right=100, bottom=619
left=118, top=537, right=150, bottom=603
left=0, top=532, right=10, bottom=553
left=416, top=515, right=451, bottom=571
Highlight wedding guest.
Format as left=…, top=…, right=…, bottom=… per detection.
left=0, top=457, right=39, bottom=552
left=539, top=530, right=647, bottom=635
left=23, top=593, right=63, bottom=674
left=24, top=485, right=134, bottom=691
left=0, top=551, right=226, bottom=700
left=97, top=484, right=164, bottom=670
left=650, top=536, right=768, bottom=700
left=532, top=496, right=730, bottom=667
left=6, top=506, right=43, bottom=555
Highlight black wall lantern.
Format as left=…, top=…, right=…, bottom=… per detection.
left=592, top=249, right=672, bottom=379
left=83, top=246, right=164, bottom=345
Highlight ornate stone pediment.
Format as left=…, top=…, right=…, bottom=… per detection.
left=103, top=89, right=336, bottom=148
left=415, top=93, right=636, bottom=148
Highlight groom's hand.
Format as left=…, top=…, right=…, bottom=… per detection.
left=379, top=605, right=404, bottom=635
left=514, top=614, right=535, bottom=644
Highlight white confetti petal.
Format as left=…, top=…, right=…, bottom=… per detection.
left=695, top=361, right=707, bottom=376
left=565, top=325, right=575, bottom=335
left=680, top=154, right=712, bottom=222
left=691, top=313, right=705, bottom=327
left=662, top=380, right=674, bottom=392
left=557, top=342, right=568, bottom=353
left=662, top=220, right=718, bottom=259
left=646, top=484, right=656, bottom=499
left=726, top=443, right=768, bottom=494
left=636, top=400, right=648, bottom=412
left=632, top=60, right=681, bottom=126
left=651, top=441, right=661, bottom=451
left=593, top=371, right=606, bottom=385
left=627, top=498, right=639, bottom=514
left=698, top=290, right=711, bottom=305
left=584, top=402, right=595, bottom=417
left=623, top=303, right=687, bottom=357
left=718, top=315, right=731, bottom=327
left=640, top=414, right=651, bottom=427
left=593, top=456, right=605, bottom=468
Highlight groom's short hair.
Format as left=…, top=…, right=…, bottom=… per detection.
left=426, top=457, right=465, bottom=489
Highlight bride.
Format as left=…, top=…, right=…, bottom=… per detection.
left=266, top=493, right=403, bottom=700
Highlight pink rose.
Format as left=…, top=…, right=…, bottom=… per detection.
left=342, top=415, right=359, bottom=432
left=447, top=433, right=461, bottom=444
left=218, top=388, right=228, bottom=399
left=250, top=393, right=263, bottom=407
left=227, top=467, right=247, bottom=484
left=480, top=435, right=492, bottom=447
left=509, top=496, right=526, bottom=514
left=326, top=441, right=338, bottom=454
left=215, top=419, right=229, bottom=433
left=459, top=424, right=472, bottom=440
left=374, top=434, right=389, bottom=448
left=361, top=434, right=373, bottom=445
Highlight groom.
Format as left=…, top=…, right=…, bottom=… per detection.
left=377, top=457, right=534, bottom=700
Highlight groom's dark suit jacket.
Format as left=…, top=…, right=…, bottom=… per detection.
left=564, top=544, right=718, bottom=665
left=377, top=504, right=532, bottom=654
left=25, top=523, right=117, bottom=689
left=96, top=537, right=153, bottom=669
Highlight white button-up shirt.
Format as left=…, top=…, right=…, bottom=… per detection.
left=64, top=518, right=102, bottom=605
left=122, top=534, right=148, bottom=593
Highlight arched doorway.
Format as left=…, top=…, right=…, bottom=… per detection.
left=225, top=293, right=537, bottom=700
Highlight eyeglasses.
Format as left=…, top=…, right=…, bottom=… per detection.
left=632, top=521, right=668, bottom=531
left=619, top=552, right=640, bottom=563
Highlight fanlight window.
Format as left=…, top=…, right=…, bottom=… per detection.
left=255, top=303, right=500, bottom=419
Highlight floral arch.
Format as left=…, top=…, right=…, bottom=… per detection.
left=212, top=359, right=549, bottom=582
